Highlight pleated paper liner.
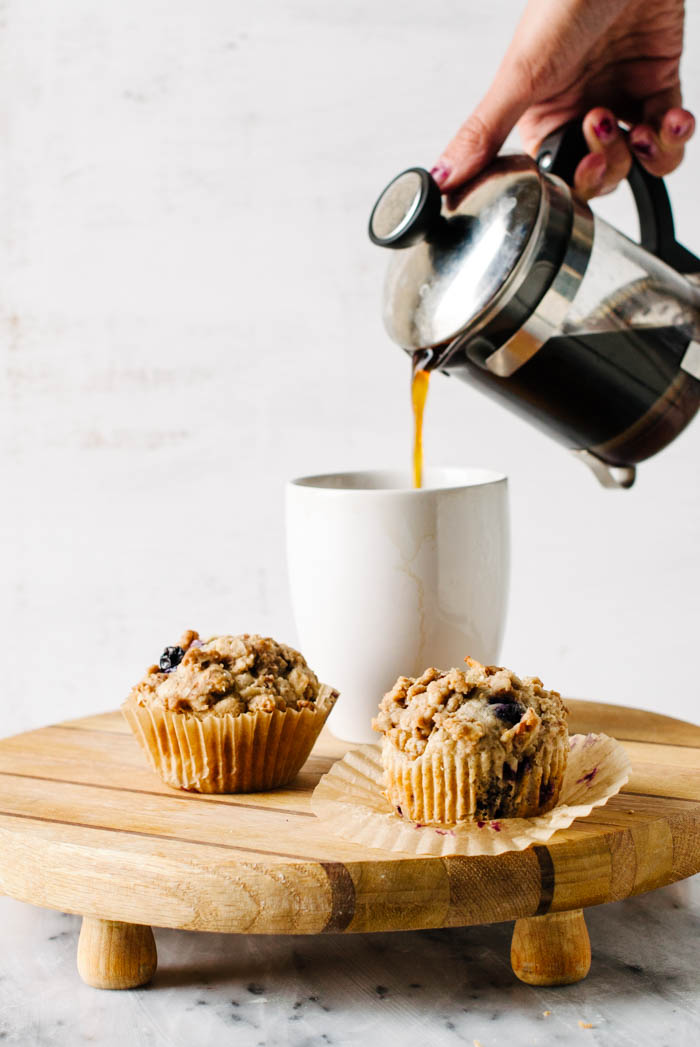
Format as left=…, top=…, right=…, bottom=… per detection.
left=311, top=733, right=631, bottom=857
left=122, top=685, right=338, bottom=793
left=380, top=734, right=568, bottom=822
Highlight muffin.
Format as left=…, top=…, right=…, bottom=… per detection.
left=122, top=630, right=338, bottom=793
left=372, top=656, right=568, bottom=824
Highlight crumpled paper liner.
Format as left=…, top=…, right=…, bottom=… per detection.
left=122, top=685, right=337, bottom=793
left=311, top=733, right=630, bottom=856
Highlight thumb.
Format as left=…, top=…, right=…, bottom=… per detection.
left=432, top=68, right=530, bottom=192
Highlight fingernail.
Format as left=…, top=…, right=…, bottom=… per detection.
left=670, top=116, right=693, bottom=138
left=430, top=161, right=451, bottom=187
left=594, top=117, right=616, bottom=142
left=631, top=136, right=655, bottom=159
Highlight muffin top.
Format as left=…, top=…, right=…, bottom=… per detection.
left=129, top=630, right=334, bottom=717
left=372, top=657, right=568, bottom=758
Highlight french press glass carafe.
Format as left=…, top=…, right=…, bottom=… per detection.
left=369, top=124, right=700, bottom=487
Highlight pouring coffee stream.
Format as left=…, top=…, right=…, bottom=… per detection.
left=370, top=122, right=700, bottom=488
left=411, top=354, right=430, bottom=488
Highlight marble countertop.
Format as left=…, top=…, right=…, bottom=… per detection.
left=1, top=876, right=698, bottom=1046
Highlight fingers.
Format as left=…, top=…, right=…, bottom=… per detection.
left=572, top=152, right=607, bottom=201
left=628, top=107, right=695, bottom=177
left=431, top=90, right=527, bottom=193
left=575, top=108, right=631, bottom=199
left=430, top=47, right=535, bottom=192
left=563, top=103, right=694, bottom=201
left=434, top=99, right=695, bottom=199
left=429, top=112, right=501, bottom=192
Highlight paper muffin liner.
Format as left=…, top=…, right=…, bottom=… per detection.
left=381, top=733, right=568, bottom=823
left=122, top=685, right=337, bottom=793
left=311, top=733, right=630, bottom=856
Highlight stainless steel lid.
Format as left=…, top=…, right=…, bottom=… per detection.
left=369, top=155, right=573, bottom=351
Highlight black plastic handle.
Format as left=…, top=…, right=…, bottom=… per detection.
left=536, top=120, right=700, bottom=274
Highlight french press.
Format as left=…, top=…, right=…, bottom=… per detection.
left=369, top=124, right=700, bottom=487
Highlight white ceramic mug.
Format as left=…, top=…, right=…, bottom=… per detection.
left=286, top=468, right=509, bottom=743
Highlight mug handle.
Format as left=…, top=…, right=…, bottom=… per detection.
left=536, top=120, right=700, bottom=275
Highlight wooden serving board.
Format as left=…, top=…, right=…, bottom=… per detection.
left=1, top=700, right=699, bottom=990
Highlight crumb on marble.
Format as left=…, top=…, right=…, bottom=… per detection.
left=543, top=1010, right=551, bottom=1016
left=578, top=1020, right=594, bottom=1028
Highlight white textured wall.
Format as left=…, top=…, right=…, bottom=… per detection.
left=2, top=0, right=699, bottom=735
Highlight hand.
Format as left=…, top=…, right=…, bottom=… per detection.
left=432, top=0, right=694, bottom=200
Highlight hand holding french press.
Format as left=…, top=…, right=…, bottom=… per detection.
left=430, top=0, right=693, bottom=201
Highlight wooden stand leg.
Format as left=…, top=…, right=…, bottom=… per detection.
left=511, top=909, right=591, bottom=986
left=77, top=917, right=157, bottom=989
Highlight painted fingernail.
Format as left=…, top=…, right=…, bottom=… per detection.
left=670, top=116, right=694, bottom=138
left=430, top=161, right=451, bottom=187
left=631, top=136, right=655, bottom=159
left=594, top=117, right=616, bottom=142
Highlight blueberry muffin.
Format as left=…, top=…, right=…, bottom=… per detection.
left=122, top=630, right=338, bottom=793
left=372, top=656, right=568, bottom=824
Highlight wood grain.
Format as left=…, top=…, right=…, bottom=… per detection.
left=0, top=702, right=698, bottom=935
left=511, top=909, right=591, bottom=986
left=77, top=918, right=157, bottom=989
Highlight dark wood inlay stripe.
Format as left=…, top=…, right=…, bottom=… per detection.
left=0, top=770, right=314, bottom=818
left=534, top=845, right=555, bottom=916
left=321, top=862, right=356, bottom=932
left=0, top=809, right=317, bottom=862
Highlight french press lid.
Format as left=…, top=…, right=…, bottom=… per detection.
left=369, top=154, right=573, bottom=352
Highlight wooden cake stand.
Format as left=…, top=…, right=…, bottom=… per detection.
left=0, top=700, right=699, bottom=990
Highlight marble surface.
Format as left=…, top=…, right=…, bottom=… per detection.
left=1, top=876, right=699, bottom=1046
